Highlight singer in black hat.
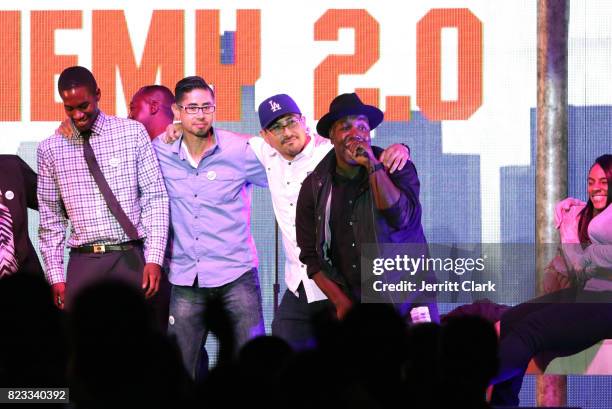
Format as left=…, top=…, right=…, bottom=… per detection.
left=295, top=93, right=438, bottom=322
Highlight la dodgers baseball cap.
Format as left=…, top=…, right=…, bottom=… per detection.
left=258, top=94, right=302, bottom=130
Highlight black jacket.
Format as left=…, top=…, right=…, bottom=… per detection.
left=296, top=147, right=430, bottom=301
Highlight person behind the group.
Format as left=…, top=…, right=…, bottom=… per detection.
left=491, top=154, right=612, bottom=406
left=152, top=76, right=268, bottom=379
left=125, top=85, right=175, bottom=330
left=37, top=66, right=169, bottom=309
left=129, top=85, right=175, bottom=140
left=58, top=85, right=174, bottom=141
left=295, top=93, right=437, bottom=321
left=0, top=155, right=43, bottom=279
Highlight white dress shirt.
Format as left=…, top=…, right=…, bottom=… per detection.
left=249, top=134, right=332, bottom=303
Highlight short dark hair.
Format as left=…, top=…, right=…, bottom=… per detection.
left=137, top=85, right=175, bottom=106
left=174, top=76, right=214, bottom=104
left=58, top=66, right=98, bottom=95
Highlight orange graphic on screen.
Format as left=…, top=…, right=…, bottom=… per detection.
left=417, top=8, right=483, bottom=121
left=196, top=9, right=260, bottom=121
left=0, top=11, right=21, bottom=121
left=93, top=10, right=185, bottom=115
left=30, top=11, right=81, bottom=121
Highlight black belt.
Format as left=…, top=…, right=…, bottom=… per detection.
left=71, top=240, right=142, bottom=254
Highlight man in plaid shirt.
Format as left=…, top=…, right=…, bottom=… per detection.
left=37, top=66, right=169, bottom=309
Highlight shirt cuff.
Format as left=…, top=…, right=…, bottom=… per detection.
left=306, top=262, right=322, bottom=279
left=46, top=267, right=66, bottom=285
left=145, top=247, right=165, bottom=267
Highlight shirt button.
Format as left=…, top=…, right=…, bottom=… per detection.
left=349, top=221, right=353, bottom=226
left=287, top=181, right=290, bottom=185
left=349, top=200, right=353, bottom=205
left=352, top=264, right=357, bottom=269
left=196, top=237, right=199, bottom=241
left=301, top=264, right=304, bottom=268
left=195, top=216, right=198, bottom=219
left=197, top=258, right=200, bottom=262
left=288, top=162, right=292, bottom=166
left=352, top=242, right=355, bottom=247
left=196, top=172, right=199, bottom=176
left=194, top=194, right=198, bottom=198
left=290, top=203, right=293, bottom=206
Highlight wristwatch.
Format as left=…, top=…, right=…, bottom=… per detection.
left=369, top=162, right=385, bottom=175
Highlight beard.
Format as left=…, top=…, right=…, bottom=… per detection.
left=190, top=124, right=212, bottom=138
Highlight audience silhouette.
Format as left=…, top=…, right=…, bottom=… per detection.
left=1, top=276, right=579, bottom=409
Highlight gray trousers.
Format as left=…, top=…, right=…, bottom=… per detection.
left=65, top=246, right=145, bottom=309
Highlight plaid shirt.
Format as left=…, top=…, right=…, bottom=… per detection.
left=37, top=111, right=169, bottom=285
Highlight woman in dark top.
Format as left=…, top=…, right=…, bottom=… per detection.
left=491, top=154, right=612, bottom=406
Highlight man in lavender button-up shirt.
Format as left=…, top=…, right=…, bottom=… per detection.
left=152, top=76, right=267, bottom=379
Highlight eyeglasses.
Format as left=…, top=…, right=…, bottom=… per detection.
left=177, top=104, right=216, bottom=115
left=267, top=116, right=302, bottom=136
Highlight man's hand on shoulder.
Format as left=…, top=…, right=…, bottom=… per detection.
left=379, top=143, right=411, bottom=173
left=162, top=123, right=183, bottom=144
left=54, top=119, right=75, bottom=139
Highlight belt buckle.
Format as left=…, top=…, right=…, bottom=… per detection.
left=93, top=244, right=106, bottom=254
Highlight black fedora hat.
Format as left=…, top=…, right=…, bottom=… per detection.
left=316, top=93, right=384, bottom=138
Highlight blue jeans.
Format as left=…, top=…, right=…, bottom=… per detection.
left=168, top=268, right=265, bottom=379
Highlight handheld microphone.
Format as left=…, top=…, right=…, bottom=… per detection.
left=355, top=146, right=369, bottom=158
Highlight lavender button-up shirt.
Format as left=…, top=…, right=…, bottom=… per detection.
left=153, top=128, right=268, bottom=287
left=37, top=112, right=169, bottom=285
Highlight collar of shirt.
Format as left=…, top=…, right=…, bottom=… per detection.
left=75, top=111, right=107, bottom=139
left=180, top=143, right=199, bottom=168
left=171, top=127, right=220, bottom=166
left=333, top=166, right=368, bottom=185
